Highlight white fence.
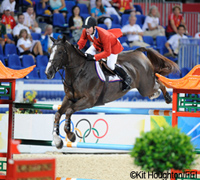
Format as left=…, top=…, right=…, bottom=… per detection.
left=178, top=38, right=200, bottom=69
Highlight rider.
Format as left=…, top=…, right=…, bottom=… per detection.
left=77, top=16, right=131, bottom=92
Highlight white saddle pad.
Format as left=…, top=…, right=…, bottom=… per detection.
left=95, top=61, right=121, bottom=82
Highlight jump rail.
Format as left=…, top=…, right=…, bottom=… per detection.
left=14, top=103, right=172, bottom=115
left=16, top=139, right=200, bottom=153
left=17, top=139, right=133, bottom=151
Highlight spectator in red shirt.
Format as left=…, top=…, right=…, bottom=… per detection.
left=0, top=14, right=14, bottom=48
left=1, top=6, right=16, bottom=34
left=112, top=0, right=139, bottom=14
left=166, top=5, right=187, bottom=38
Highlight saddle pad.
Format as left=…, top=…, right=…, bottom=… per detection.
left=95, top=61, right=121, bottom=82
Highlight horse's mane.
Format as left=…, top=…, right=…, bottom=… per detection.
left=70, top=43, right=86, bottom=58
left=56, top=36, right=86, bottom=59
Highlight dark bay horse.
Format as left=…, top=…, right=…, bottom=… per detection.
left=45, top=36, right=179, bottom=149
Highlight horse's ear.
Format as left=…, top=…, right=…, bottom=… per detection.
left=62, top=35, right=66, bottom=43
left=57, top=36, right=61, bottom=40
left=50, top=37, right=56, bottom=43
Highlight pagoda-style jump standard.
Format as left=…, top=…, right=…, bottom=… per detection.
left=156, top=65, right=200, bottom=127
left=0, top=61, right=45, bottom=180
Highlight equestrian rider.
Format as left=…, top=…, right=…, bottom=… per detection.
left=77, top=16, right=131, bottom=92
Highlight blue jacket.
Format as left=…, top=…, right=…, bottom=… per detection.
left=40, top=33, right=61, bottom=52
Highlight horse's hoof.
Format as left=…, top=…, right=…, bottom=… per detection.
left=149, top=90, right=161, bottom=100
left=67, top=132, right=76, bottom=142
left=165, top=92, right=172, bottom=104
left=55, top=139, right=63, bottom=149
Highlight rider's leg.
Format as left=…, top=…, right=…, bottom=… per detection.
left=107, top=53, right=117, bottom=70
left=107, top=54, right=132, bottom=92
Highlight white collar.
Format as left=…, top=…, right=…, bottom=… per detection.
left=90, top=29, right=96, bottom=40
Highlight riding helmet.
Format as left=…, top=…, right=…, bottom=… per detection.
left=82, top=16, right=97, bottom=28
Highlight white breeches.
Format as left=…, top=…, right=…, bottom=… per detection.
left=86, top=45, right=118, bottom=70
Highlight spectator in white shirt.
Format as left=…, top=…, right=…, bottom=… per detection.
left=121, top=15, right=150, bottom=47
left=165, top=25, right=188, bottom=57
left=17, top=29, right=43, bottom=58
left=13, top=14, right=31, bottom=42
left=142, top=5, right=165, bottom=39
left=0, top=0, right=15, bottom=17
left=23, top=6, right=42, bottom=33
left=194, top=32, right=200, bottom=38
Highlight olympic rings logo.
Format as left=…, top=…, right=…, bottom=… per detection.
left=59, top=118, right=109, bottom=143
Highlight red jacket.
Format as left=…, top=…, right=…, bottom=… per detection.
left=1, top=14, right=16, bottom=29
left=77, top=27, right=123, bottom=61
left=166, top=13, right=183, bottom=33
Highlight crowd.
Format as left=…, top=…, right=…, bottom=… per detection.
left=0, top=0, right=199, bottom=78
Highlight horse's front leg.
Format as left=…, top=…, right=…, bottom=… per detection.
left=64, top=96, right=94, bottom=142
left=53, top=96, right=72, bottom=149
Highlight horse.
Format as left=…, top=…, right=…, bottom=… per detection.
left=45, top=36, right=179, bottom=149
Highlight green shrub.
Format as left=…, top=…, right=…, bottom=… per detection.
left=130, top=126, right=196, bottom=173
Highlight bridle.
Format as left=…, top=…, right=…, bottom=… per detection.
left=50, top=42, right=86, bottom=71
left=49, top=42, right=87, bottom=89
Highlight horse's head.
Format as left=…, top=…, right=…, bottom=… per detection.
left=45, top=36, right=68, bottom=79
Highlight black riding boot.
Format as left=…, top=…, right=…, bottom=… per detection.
left=114, top=65, right=132, bottom=92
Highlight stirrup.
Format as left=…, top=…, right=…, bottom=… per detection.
left=149, top=90, right=161, bottom=100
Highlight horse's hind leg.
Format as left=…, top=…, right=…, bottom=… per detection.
left=157, top=79, right=172, bottom=104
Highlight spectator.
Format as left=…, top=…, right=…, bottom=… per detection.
left=1, top=6, right=16, bottom=34
left=142, top=5, right=165, bottom=38
left=91, top=0, right=112, bottom=29
left=121, top=15, right=150, bottom=47
left=0, top=0, right=15, bottom=17
left=165, top=25, right=188, bottom=57
left=0, top=14, right=14, bottom=48
left=13, top=14, right=31, bottom=42
left=40, top=24, right=58, bottom=54
left=69, top=6, right=84, bottom=44
left=194, top=32, right=200, bottom=38
left=166, top=5, right=187, bottom=38
left=90, top=0, right=121, bottom=22
left=40, top=0, right=53, bottom=19
left=49, top=0, right=67, bottom=18
left=112, top=0, right=140, bottom=14
left=23, top=6, right=42, bottom=33
left=17, top=29, right=43, bottom=58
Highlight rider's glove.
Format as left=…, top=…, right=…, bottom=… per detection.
left=86, top=53, right=95, bottom=61
left=74, top=44, right=79, bottom=49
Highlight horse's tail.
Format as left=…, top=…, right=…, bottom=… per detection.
left=136, top=47, right=179, bottom=76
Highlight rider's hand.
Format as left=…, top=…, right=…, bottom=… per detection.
left=86, top=54, right=95, bottom=61
left=74, top=44, right=79, bottom=49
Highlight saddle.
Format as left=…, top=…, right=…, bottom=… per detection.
left=99, top=60, right=115, bottom=76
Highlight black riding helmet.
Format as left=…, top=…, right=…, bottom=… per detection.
left=82, top=16, right=97, bottom=29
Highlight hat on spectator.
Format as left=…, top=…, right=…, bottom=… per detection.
left=5, top=6, right=11, bottom=11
